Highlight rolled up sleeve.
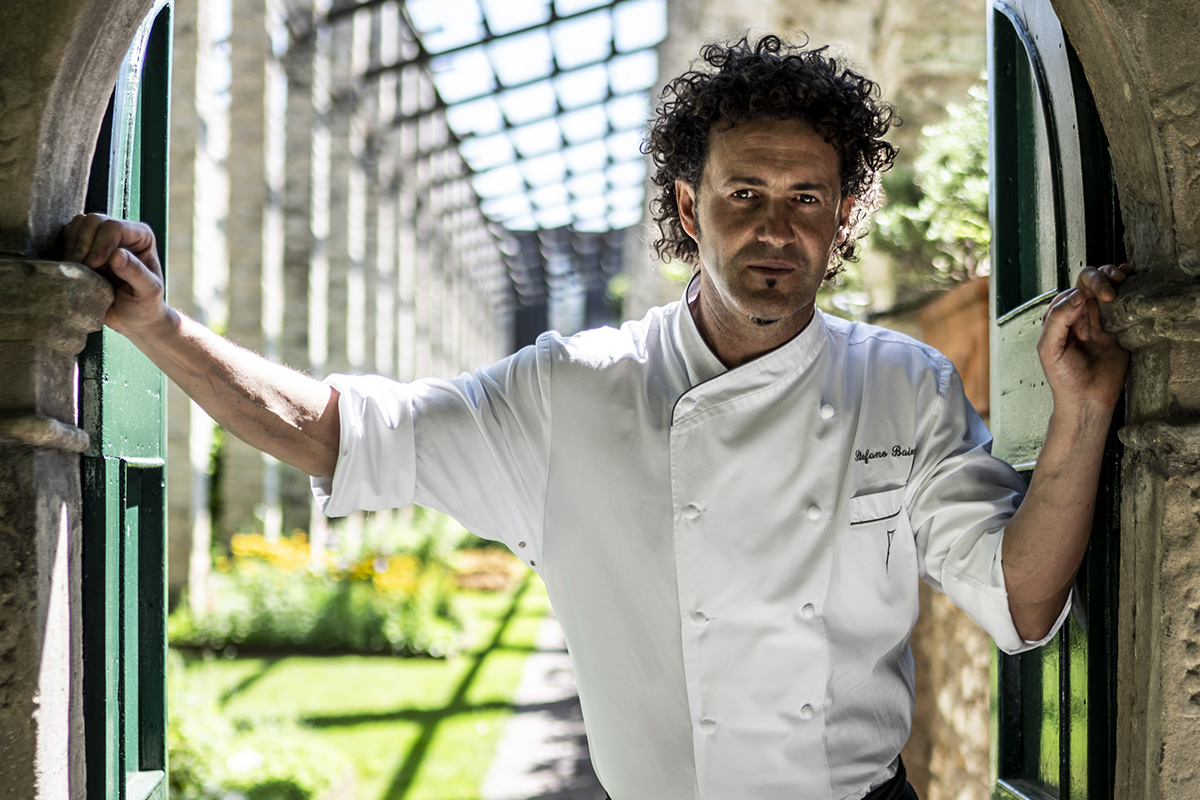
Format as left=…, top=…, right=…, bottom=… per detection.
left=311, top=373, right=418, bottom=518
left=910, top=356, right=1070, bottom=654
left=309, top=340, right=553, bottom=556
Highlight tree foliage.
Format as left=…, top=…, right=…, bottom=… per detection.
left=874, top=82, right=990, bottom=293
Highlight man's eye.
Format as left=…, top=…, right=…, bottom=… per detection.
left=797, top=195, right=818, bottom=204
left=732, top=189, right=754, bottom=199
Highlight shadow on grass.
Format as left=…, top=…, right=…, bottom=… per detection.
left=386, top=571, right=531, bottom=800
left=294, top=572, right=535, bottom=800
left=219, top=657, right=284, bottom=707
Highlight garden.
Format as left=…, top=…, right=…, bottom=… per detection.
left=167, top=509, right=549, bottom=800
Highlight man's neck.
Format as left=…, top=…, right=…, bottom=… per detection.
left=688, top=287, right=815, bottom=368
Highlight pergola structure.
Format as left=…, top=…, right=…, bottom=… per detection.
left=303, top=0, right=664, bottom=329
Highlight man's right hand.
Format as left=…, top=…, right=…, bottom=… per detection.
left=62, top=213, right=171, bottom=335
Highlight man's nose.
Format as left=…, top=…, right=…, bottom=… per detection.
left=756, top=202, right=794, bottom=247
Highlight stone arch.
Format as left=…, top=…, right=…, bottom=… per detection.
left=1051, top=0, right=1200, bottom=275
left=1051, top=2, right=1200, bottom=798
left=0, top=0, right=156, bottom=257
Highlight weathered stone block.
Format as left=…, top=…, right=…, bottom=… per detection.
left=0, top=260, right=111, bottom=435
left=0, top=447, right=85, bottom=800
left=0, top=257, right=107, bottom=800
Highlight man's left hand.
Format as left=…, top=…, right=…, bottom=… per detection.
left=1004, top=262, right=1132, bottom=641
left=1037, top=263, right=1132, bottom=412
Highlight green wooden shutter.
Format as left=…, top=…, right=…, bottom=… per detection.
left=988, top=1, right=1123, bottom=798
left=79, top=3, right=172, bottom=798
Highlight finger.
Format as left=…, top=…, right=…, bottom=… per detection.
left=108, top=248, right=163, bottom=297
left=1094, top=262, right=1132, bottom=286
left=1068, top=295, right=1103, bottom=343
left=1075, top=262, right=1132, bottom=302
left=1074, top=267, right=1114, bottom=302
left=62, top=213, right=110, bottom=263
left=88, top=218, right=156, bottom=271
left=1039, top=289, right=1085, bottom=352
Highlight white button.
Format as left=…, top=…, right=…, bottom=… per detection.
left=800, top=704, right=815, bottom=720
left=692, top=611, right=709, bottom=625
left=677, top=397, right=697, bottom=414
left=800, top=603, right=817, bottom=620
left=700, top=718, right=718, bottom=733
left=820, top=403, right=835, bottom=420
left=806, top=505, right=821, bottom=521
left=683, top=503, right=702, bottom=520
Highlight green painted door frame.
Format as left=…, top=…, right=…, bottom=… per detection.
left=79, top=3, right=172, bottom=798
left=988, top=1, right=1123, bottom=798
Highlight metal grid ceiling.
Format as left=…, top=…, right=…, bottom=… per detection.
left=403, top=0, right=666, bottom=235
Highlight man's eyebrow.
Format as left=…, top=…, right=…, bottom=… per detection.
left=721, top=176, right=834, bottom=193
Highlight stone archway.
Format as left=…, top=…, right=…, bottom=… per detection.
left=1051, top=0, right=1199, bottom=274
left=1048, top=1, right=1200, bottom=797
left=0, top=2, right=154, bottom=797
left=0, top=0, right=156, bottom=256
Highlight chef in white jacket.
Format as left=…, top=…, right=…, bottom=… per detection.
left=64, top=34, right=1131, bottom=800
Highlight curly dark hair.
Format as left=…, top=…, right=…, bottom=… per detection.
left=645, top=34, right=898, bottom=276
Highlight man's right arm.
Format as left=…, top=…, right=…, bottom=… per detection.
left=63, top=213, right=341, bottom=477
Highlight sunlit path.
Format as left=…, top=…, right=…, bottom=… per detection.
left=482, top=611, right=605, bottom=800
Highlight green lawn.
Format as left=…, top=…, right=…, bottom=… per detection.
left=173, top=572, right=550, bottom=800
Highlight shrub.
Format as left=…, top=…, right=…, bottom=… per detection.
left=873, top=81, right=990, bottom=296
left=171, top=528, right=461, bottom=657
left=168, top=653, right=352, bottom=799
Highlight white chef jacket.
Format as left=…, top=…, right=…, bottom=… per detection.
left=312, top=284, right=1068, bottom=800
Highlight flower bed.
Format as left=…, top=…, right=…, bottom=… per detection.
left=170, top=530, right=461, bottom=657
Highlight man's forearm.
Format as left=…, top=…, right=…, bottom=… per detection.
left=1000, top=401, right=1113, bottom=641
left=125, top=308, right=341, bottom=477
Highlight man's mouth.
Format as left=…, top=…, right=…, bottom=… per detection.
left=747, top=262, right=794, bottom=282
left=745, top=260, right=795, bottom=275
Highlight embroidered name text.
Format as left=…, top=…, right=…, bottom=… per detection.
left=855, top=445, right=916, bottom=464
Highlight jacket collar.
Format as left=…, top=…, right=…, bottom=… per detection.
left=670, top=274, right=830, bottom=393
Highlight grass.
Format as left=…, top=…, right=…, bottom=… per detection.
left=173, top=571, right=551, bottom=800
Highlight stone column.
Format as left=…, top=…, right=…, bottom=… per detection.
left=1047, top=0, right=1200, bottom=794
left=306, top=7, right=335, bottom=552
left=325, top=16, right=357, bottom=379
left=167, top=0, right=226, bottom=609
left=280, top=1, right=319, bottom=537
left=396, top=113, right=419, bottom=381
left=0, top=260, right=112, bottom=800
left=323, top=12, right=367, bottom=553
left=1108, top=284, right=1200, bottom=800
left=222, top=0, right=285, bottom=540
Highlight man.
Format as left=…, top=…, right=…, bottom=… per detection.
left=64, top=35, right=1129, bottom=800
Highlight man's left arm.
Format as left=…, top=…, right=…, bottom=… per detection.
left=1001, top=262, right=1133, bottom=641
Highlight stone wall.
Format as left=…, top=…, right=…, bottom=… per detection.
left=1048, top=0, right=1200, bottom=796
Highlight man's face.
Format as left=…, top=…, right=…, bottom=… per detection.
left=676, top=117, right=852, bottom=349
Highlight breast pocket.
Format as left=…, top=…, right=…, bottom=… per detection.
left=844, top=487, right=919, bottom=631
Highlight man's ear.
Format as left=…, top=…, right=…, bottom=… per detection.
left=837, top=195, right=855, bottom=245
left=676, top=179, right=699, bottom=242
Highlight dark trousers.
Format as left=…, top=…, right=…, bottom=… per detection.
left=602, top=757, right=919, bottom=799
left=863, top=757, right=919, bottom=800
